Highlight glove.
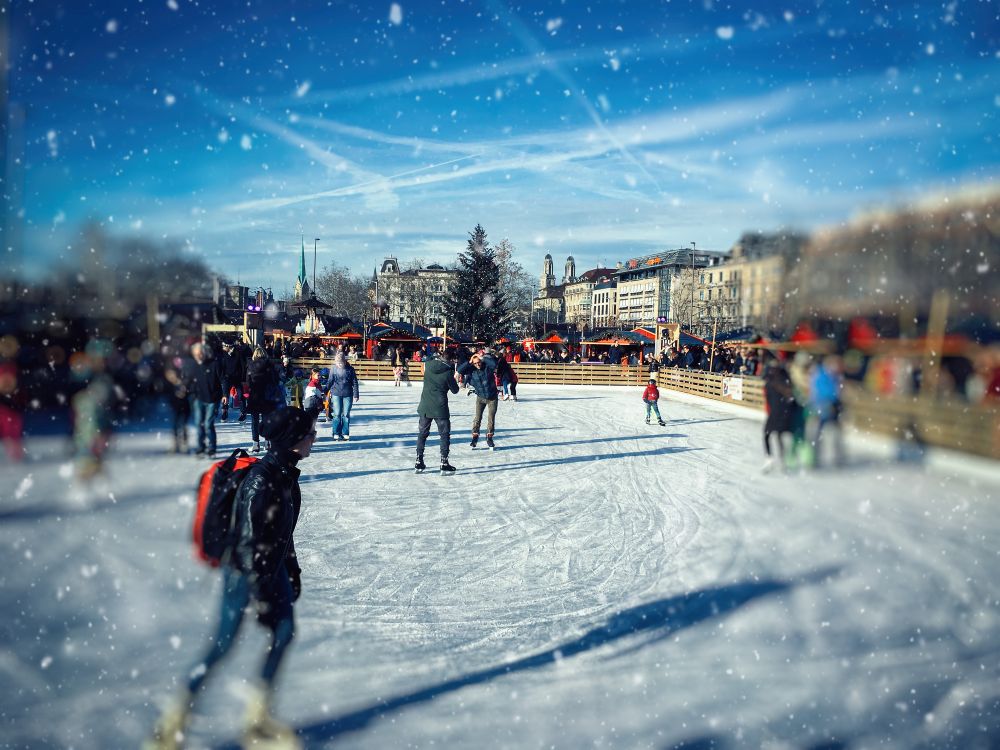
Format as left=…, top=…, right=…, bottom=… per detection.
left=288, top=567, right=302, bottom=602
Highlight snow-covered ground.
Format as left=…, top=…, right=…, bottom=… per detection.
left=2, top=383, right=998, bottom=749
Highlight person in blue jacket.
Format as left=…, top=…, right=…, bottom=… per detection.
left=457, top=349, right=500, bottom=449
left=326, top=350, right=360, bottom=441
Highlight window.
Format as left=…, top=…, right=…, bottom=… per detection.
left=699, top=291, right=704, bottom=301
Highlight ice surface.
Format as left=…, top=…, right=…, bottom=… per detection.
left=1, top=384, right=998, bottom=748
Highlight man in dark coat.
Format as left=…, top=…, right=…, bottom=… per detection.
left=182, top=342, right=224, bottom=457
left=415, top=353, right=460, bottom=474
left=146, top=406, right=315, bottom=750
left=217, top=343, right=245, bottom=421
left=457, top=350, right=499, bottom=449
left=763, top=360, right=798, bottom=472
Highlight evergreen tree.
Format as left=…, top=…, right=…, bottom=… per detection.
left=443, top=224, right=511, bottom=343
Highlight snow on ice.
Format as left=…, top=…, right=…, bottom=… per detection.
left=0, top=383, right=998, bottom=748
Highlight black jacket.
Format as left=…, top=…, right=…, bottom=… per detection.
left=246, top=358, right=279, bottom=415
left=232, top=448, right=302, bottom=584
left=220, top=351, right=245, bottom=385
left=183, top=357, right=224, bottom=402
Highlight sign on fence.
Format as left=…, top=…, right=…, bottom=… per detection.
left=722, top=376, right=744, bottom=401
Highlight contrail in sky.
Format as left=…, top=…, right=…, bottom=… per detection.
left=226, top=153, right=483, bottom=212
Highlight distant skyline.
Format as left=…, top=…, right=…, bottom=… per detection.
left=6, top=0, right=998, bottom=292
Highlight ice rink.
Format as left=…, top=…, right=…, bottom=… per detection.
left=2, top=382, right=998, bottom=749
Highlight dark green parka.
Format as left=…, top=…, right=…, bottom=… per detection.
left=417, top=358, right=459, bottom=419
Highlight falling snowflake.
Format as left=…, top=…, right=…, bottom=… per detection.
left=546, top=18, right=563, bottom=33
left=389, top=3, right=403, bottom=25
left=295, top=80, right=311, bottom=98
left=716, top=26, right=734, bottom=40
left=106, top=19, right=119, bottom=33
left=15, top=474, right=33, bottom=501
left=240, top=134, right=253, bottom=150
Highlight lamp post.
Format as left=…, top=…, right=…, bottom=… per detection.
left=689, top=241, right=696, bottom=332
left=313, top=238, right=320, bottom=296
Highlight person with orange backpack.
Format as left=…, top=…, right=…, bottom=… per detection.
left=145, top=406, right=317, bottom=750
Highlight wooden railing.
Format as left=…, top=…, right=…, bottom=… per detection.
left=290, top=357, right=763, bottom=407
left=290, top=357, right=999, bottom=458
left=842, top=386, right=1000, bottom=460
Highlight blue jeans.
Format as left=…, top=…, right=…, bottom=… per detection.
left=330, top=395, right=353, bottom=437
left=191, top=398, right=219, bottom=453
left=187, top=567, right=295, bottom=694
left=644, top=400, right=662, bottom=422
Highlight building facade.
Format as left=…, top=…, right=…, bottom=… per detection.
left=531, top=253, right=570, bottom=327
left=616, top=250, right=712, bottom=327
left=564, top=267, right=616, bottom=331
left=590, top=277, right=618, bottom=330
left=375, top=257, right=456, bottom=333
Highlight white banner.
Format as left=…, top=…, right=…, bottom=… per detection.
left=722, top=377, right=744, bottom=401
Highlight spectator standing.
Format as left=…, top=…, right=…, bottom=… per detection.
left=183, top=342, right=224, bottom=458
left=246, top=347, right=281, bottom=454
left=326, top=351, right=360, bottom=441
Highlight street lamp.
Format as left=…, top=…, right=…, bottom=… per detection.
left=689, top=241, right=696, bottom=332
left=313, top=238, right=320, bottom=296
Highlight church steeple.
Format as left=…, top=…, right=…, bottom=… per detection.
left=294, top=235, right=311, bottom=301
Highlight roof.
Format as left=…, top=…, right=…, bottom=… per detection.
left=583, top=329, right=650, bottom=345
left=571, top=267, right=616, bottom=284
left=288, top=295, right=333, bottom=310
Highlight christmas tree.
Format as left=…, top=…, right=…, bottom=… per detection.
left=444, top=224, right=511, bottom=343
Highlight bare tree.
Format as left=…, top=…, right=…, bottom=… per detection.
left=314, top=262, right=370, bottom=320
left=494, top=238, right=535, bottom=330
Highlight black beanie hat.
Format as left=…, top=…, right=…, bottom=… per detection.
left=260, top=406, right=315, bottom=450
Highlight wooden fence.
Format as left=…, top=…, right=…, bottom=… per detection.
left=841, top=386, right=1000, bottom=461
left=291, top=356, right=1000, bottom=459
left=290, top=358, right=763, bottom=407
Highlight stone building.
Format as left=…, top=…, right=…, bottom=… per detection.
left=590, top=276, right=618, bottom=330
left=616, top=249, right=712, bottom=327
left=375, top=257, right=456, bottom=333
left=564, top=267, right=616, bottom=331
left=531, top=253, right=568, bottom=326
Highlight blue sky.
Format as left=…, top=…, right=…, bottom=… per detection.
left=8, top=0, right=998, bottom=293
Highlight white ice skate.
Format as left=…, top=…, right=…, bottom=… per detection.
left=142, top=694, right=191, bottom=750
left=242, top=687, right=302, bottom=749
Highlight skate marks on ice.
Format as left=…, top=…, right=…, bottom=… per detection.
left=274, top=569, right=839, bottom=746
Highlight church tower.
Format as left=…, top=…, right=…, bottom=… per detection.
left=294, top=235, right=311, bottom=301
left=563, top=256, right=576, bottom=285
left=540, top=253, right=555, bottom=290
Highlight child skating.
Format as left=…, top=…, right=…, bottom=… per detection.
left=642, top=376, right=666, bottom=426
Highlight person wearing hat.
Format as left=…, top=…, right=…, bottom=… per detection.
left=145, top=406, right=316, bottom=750
left=642, top=375, right=666, bottom=426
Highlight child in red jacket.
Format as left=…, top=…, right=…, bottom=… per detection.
left=642, top=376, right=666, bottom=425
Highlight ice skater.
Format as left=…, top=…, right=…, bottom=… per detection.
left=415, top=351, right=460, bottom=474
left=642, top=376, right=666, bottom=426
left=457, top=349, right=500, bottom=449
left=144, top=406, right=317, bottom=750
left=762, top=359, right=799, bottom=472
